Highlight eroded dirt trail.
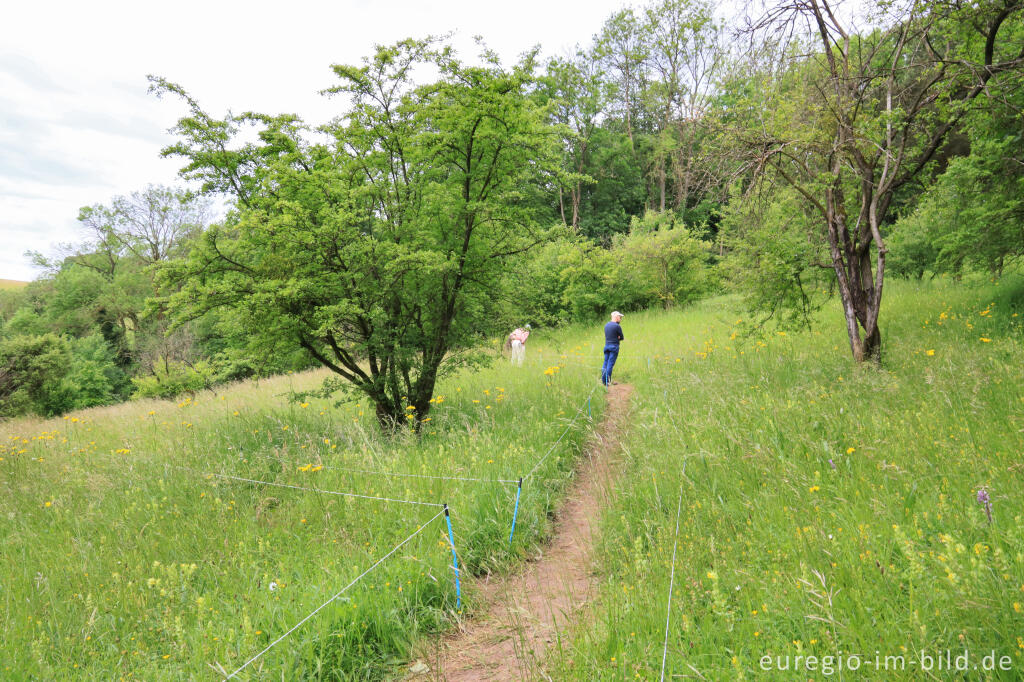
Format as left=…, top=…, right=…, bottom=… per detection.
left=423, top=383, right=633, bottom=681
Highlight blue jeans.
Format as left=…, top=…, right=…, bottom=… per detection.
left=601, top=345, right=619, bottom=386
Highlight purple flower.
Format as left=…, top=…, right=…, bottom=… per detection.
left=828, top=458, right=836, bottom=470
left=977, top=488, right=993, bottom=525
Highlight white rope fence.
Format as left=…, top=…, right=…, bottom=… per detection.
left=524, top=384, right=599, bottom=480
left=217, top=375, right=603, bottom=676
left=223, top=507, right=447, bottom=680
left=169, top=465, right=443, bottom=508
left=119, top=368, right=605, bottom=677
left=660, top=486, right=684, bottom=682
left=233, top=450, right=520, bottom=485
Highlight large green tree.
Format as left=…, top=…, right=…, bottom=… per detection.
left=541, top=49, right=607, bottom=231
left=151, top=39, right=563, bottom=428
left=736, top=0, right=1024, bottom=361
left=587, top=0, right=727, bottom=223
left=643, top=0, right=723, bottom=213
left=888, top=41, right=1024, bottom=279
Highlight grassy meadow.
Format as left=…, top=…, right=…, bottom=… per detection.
left=551, top=275, right=1024, bottom=679
left=3, top=275, right=1023, bottom=680
left=0, top=336, right=604, bottom=679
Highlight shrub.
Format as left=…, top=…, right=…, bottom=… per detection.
left=0, top=334, right=72, bottom=417
left=613, top=211, right=715, bottom=310
left=131, top=360, right=219, bottom=399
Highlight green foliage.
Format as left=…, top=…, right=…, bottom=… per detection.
left=722, top=188, right=832, bottom=329
left=131, top=359, right=219, bottom=400
left=507, top=211, right=716, bottom=328
left=577, top=126, right=647, bottom=241
left=67, top=334, right=132, bottom=405
left=504, top=235, right=591, bottom=328
left=886, top=222, right=942, bottom=280
left=549, top=238, right=618, bottom=323
left=721, top=1, right=1024, bottom=360
left=890, top=135, right=1024, bottom=279
left=613, top=211, right=714, bottom=309
left=0, top=334, right=72, bottom=417
left=47, top=266, right=109, bottom=337
left=539, top=49, right=608, bottom=232
left=0, top=333, right=129, bottom=417
left=0, top=185, right=216, bottom=417
left=152, top=39, right=565, bottom=427
left=3, top=307, right=49, bottom=337
left=7, top=0, right=1017, bottom=424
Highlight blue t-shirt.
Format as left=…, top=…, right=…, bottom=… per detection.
left=604, top=321, right=624, bottom=346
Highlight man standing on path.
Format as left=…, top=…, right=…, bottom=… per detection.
left=601, top=311, right=624, bottom=386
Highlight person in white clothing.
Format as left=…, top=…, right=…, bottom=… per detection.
left=505, top=325, right=531, bottom=366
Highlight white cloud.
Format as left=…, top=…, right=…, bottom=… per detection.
left=0, top=0, right=632, bottom=280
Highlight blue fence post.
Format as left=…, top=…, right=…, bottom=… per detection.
left=508, top=477, right=523, bottom=545
left=444, top=504, right=461, bottom=610
left=587, top=395, right=591, bottom=419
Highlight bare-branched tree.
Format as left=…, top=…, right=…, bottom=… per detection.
left=740, top=0, right=1024, bottom=361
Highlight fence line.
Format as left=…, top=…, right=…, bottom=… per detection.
left=54, top=369, right=608, bottom=677
left=443, top=505, right=462, bottom=610
left=532, top=351, right=603, bottom=372
left=232, top=449, right=519, bottom=485
left=224, top=507, right=447, bottom=680
left=507, top=383, right=601, bottom=544
left=660, top=486, right=685, bottom=682
left=133, top=373, right=605, bottom=669
left=168, top=465, right=444, bottom=508
left=524, top=384, right=599, bottom=481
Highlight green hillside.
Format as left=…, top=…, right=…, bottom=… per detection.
left=553, top=276, right=1024, bottom=679
left=0, top=335, right=604, bottom=678
left=3, top=276, right=1022, bottom=678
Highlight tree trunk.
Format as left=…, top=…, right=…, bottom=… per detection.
left=571, top=183, right=581, bottom=231
left=658, top=162, right=666, bottom=212
left=409, top=367, right=439, bottom=433
left=863, top=324, right=881, bottom=360
left=375, top=401, right=401, bottom=431
left=830, top=222, right=883, bottom=363
left=834, top=264, right=866, bottom=361
left=625, top=96, right=635, bottom=154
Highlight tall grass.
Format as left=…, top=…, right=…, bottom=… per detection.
left=0, top=335, right=604, bottom=679
left=551, top=275, right=1024, bottom=679
left=5, top=275, right=1022, bottom=679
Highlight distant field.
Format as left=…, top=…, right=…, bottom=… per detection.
left=0, top=278, right=28, bottom=290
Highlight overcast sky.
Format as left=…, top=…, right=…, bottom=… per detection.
left=0, top=0, right=637, bottom=281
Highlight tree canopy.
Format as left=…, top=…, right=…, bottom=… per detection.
left=151, top=39, right=565, bottom=427
left=3, top=0, right=1023, bottom=419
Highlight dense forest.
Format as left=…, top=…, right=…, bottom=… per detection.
left=2, top=0, right=1021, bottom=421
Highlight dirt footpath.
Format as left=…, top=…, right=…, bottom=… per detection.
left=423, top=383, right=634, bottom=681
